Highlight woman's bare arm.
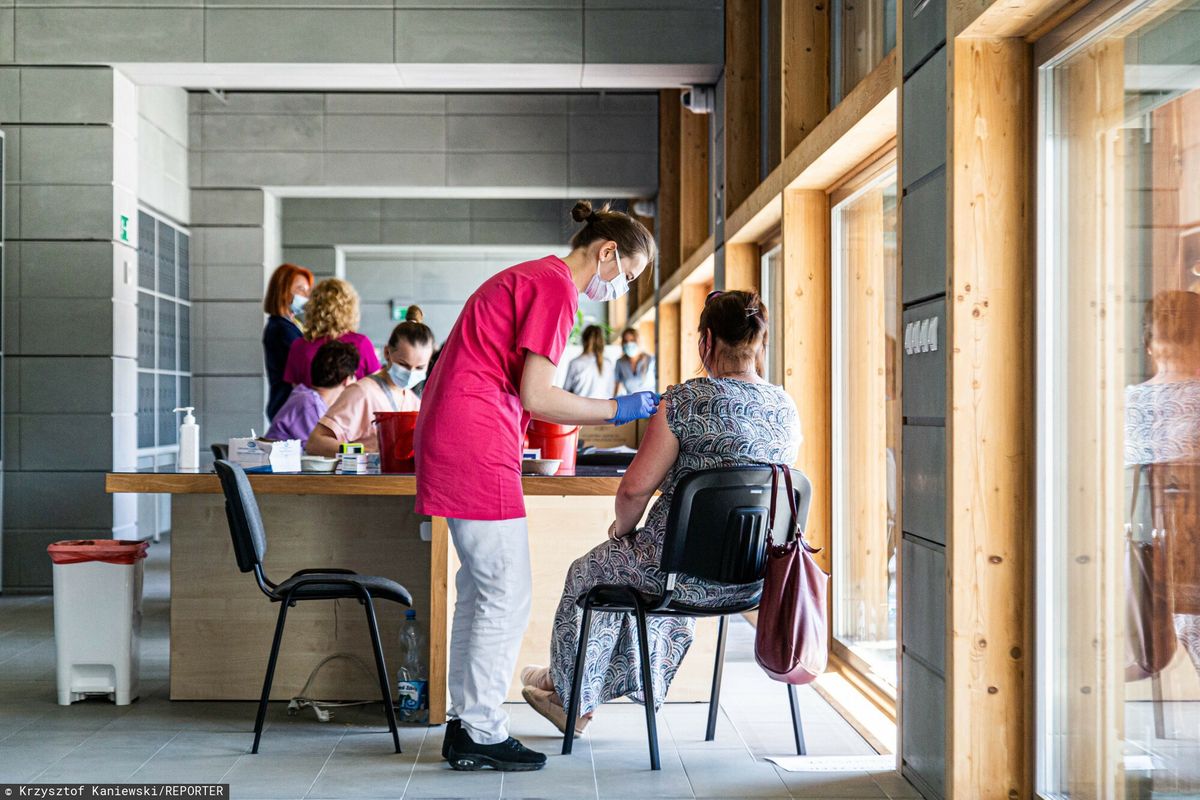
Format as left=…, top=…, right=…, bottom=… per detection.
left=305, top=423, right=340, bottom=457
left=521, top=353, right=618, bottom=425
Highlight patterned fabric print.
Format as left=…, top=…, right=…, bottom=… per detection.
left=1125, top=380, right=1200, bottom=465
left=550, top=378, right=802, bottom=715
left=1175, top=613, right=1200, bottom=673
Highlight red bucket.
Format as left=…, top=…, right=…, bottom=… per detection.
left=374, top=411, right=420, bottom=474
left=526, top=420, right=579, bottom=476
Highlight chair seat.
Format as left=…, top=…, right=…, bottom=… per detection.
left=275, top=571, right=413, bottom=606
left=579, top=584, right=761, bottom=617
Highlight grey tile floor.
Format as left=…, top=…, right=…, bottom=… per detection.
left=0, top=535, right=921, bottom=800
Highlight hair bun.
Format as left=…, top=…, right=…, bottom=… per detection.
left=570, top=200, right=595, bottom=223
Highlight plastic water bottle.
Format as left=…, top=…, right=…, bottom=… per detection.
left=396, top=610, right=428, bottom=723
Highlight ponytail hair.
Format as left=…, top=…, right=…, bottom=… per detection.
left=569, top=200, right=657, bottom=274
left=581, top=325, right=607, bottom=374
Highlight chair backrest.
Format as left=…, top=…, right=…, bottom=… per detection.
left=661, top=465, right=812, bottom=585
left=213, top=459, right=267, bottom=572
left=211, top=442, right=229, bottom=461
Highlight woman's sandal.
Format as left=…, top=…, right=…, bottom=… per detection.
left=521, top=686, right=590, bottom=738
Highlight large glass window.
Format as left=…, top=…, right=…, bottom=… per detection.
left=831, top=160, right=899, bottom=689
left=760, top=243, right=784, bottom=386
left=832, top=0, right=898, bottom=106
left=1038, top=1, right=1200, bottom=795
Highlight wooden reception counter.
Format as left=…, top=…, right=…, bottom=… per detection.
left=106, top=468, right=716, bottom=722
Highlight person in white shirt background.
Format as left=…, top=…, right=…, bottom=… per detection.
left=563, top=324, right=617, bottom=399
left=615, top=327, right=656, bottom=394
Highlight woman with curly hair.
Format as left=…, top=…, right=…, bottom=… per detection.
left=283, top=277, right=380, bottom=388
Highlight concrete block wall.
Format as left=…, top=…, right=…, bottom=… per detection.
left=189, top=92, right=658, bottom=196
left=0, top=3, right=722, bottom=80
left=138, top=86, right=189, bottom=225
left=0, top=67, right=141, bottom=590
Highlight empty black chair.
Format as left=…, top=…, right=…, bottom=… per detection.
left=562, top=465, right=812, bottom=770
left=211, top=443, right=229, bottom=461
left=213, top=459, right=411, bottom=754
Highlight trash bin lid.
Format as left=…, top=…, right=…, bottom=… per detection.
left=47, top=539, right=149, bottom=565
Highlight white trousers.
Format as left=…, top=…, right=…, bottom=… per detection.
left=446, top=516, right=532, bottom=745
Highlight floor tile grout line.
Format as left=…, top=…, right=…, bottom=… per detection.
left=126, top=729, right=183, bottom=781
left=397, top=724, right=427, bottom=800
left=301, top=725, right=349, bottom=799
left=27, top=708, right=128, bottom=783
left=588, top=728, right=601, bottom=800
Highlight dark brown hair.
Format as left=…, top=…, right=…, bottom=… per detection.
left=698, top=290, right=769, bottom=375
left=581, top=324, right=607, bottom=373
left=404, top=304, right=425, bottom=324
left=387, top=320, right=435, bottom=350
left=310, top=340, right=360, bottom=388
left=569, top=200, right=657, bottom=275
left=263, top=263, right=314, bottom=317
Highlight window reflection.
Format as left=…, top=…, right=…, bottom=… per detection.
left=1039, top=2, right=1200, bottom=795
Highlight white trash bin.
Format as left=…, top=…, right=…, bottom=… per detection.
left=48, top=539, right=148, bottom=705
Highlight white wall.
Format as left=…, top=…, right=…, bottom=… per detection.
left=137, top=86, right=189, bottom=225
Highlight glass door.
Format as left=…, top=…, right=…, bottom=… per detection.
left=831, top=159, right=900, bottom=690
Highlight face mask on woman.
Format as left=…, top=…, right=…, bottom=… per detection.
left=290, top=294, right=308, bottom=318
left=622, top=342, right=640, bottom=358
left=388, top=361, right=426, bottom=391
left=584, top=249, right=630, bottom=303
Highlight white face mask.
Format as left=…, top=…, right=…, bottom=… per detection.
left=388, top=362, right=426, bottom=390
left=584, top=249, right=630, bottom=303
left=290, top=294, right=308, bottom=317
left=623, top=342, right=640, bottom=358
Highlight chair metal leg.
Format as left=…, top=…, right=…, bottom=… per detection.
left=361, top=593, right=402, bottom=754
left=562, top=604, right=593, bottom=756
left=787, top=683, right=806, bottom=755
left=253, top=598, right=291, bottom=754
left=634, top=606, right=661, bottom=771
left=705, top=615, right=728, bottom=742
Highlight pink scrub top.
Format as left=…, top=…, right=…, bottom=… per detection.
left=283, top=332, right=381, bottom=388
left=415, top=256, right=578, bottom=520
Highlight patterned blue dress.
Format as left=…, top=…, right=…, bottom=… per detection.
left=549, top=378, right=802, bottom=714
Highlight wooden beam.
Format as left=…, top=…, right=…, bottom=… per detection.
left=725, top=0, right=761, bottom=213
left=658, top=301, right=682, bottom=392
left=947, top=37, right=1033, bottom=800
left=638, top=319, right=656, bottom=357
left=680, top=283, right=708, bottom=382
left=781, top=189, right=831, bottom=570
left=659, top=90, right=683, bottom=285
left=681, top=108, right=711, bottom=258
left=781, top=0, right=830, bottom=153
left=724, top=242, right=761, bottom=294
left=659, top=235, right=716, bottom=306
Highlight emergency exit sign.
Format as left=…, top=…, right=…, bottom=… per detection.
left=390, top=300, right=407, bottom=322
left=119, top=214, right=130, bottom=243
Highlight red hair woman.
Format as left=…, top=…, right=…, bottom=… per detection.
left=262, top=263, right=314, bottom=420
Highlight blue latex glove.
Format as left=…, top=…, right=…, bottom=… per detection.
left=609, top=391, right=660, bottom=426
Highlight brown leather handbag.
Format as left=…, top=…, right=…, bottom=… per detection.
left=754, top=465, right=830, bottom=684
left=1125, top=464, right=1177, bottom=682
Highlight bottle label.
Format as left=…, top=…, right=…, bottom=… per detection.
left=397, top=679, right=428, bottom=722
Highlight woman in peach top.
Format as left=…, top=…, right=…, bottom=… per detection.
left=305, top=321, right=434, bottom=456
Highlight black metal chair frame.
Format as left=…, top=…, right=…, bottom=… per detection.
left=213, top=460, right=408, bottom=754
left=561, top=465, right=812, bottom=770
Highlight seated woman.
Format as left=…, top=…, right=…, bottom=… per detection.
left=305, top=321, right=435, bottom=457
left=283, top=278, right=380, bottom=389
left=521, top=290, right=801, bottom=734
left=265, top=340, right=359, bottom=448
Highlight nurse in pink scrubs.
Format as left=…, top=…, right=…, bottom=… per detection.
left=416, top=200, right=659, bottom=772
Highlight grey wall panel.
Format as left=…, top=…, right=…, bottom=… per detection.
left=903, top=423, right=946, bottom=545
left=903, top=0, right=946, bottom=77
left=902, top=167, right=946, bottom=304
left=902, top=536, right=946, bottom=672
left=902, top=653, right=947, bottom=800
left=901, top=47, right=946, bottom=190
left=902, top=298, right=946, bottom=421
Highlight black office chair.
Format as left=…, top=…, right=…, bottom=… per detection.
left=562, top=465, right=812, bottom=770
left=211, top=443, right=229, bottom=462
left=213, top=460, right=412, bottom=754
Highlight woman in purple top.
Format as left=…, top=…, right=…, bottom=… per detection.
left=267, top=340, right=360, bottom=447
left=283, top=278, right=381, bottom=388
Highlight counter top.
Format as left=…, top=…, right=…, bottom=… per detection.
left=105, top=466, right=627, bottom=496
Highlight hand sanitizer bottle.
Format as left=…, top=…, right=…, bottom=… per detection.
left=174, top=407, right=199, bottom=471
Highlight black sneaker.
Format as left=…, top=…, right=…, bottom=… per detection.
left=445, top=725, right=547, bottom=772
left=441, top=718, right=461, bottom=760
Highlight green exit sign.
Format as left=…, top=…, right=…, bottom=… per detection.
left=390, top=301, right=408, bottom=322
left=118, top=214, right=130, bottom=243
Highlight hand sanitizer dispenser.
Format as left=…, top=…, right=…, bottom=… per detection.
left=174, top=407, right=199, bottom=471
